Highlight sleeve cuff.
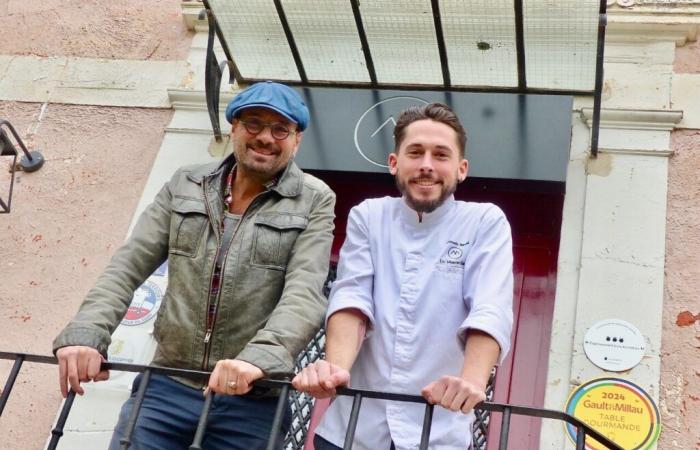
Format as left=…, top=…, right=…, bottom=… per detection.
left=236, top=344, right=295, bottom=379
left=325, top=294, right=375, bottom=329
left=457, top=321, right=511, bottom=365
left=52, top=325, right=111, bottom=357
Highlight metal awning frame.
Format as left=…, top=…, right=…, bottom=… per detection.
left=200, top=0, right=607, bottom=158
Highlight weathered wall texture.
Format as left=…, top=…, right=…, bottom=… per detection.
left=660, top=129, right=700, bottom=450
left=659, top=37, right=700, bottom=450
left=0, top=101, right=173, bottom=449
left=674, top=39, right=700, bottom=74
left=0, top=2, right=191, bottom=449
left=0, top=0, right=192, bottom=60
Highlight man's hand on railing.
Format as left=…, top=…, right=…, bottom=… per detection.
left=291, top=360, right=350, bottom=398
left=421, top=375, right=487, bottom=414
left=205, top=359, right=264, bottom=396
left=56, top=346, right=109, bottom=398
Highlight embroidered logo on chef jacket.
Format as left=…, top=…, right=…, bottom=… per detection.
left=435, top=240, right=469, bottom=275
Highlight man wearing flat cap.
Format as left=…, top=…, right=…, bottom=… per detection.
left=53, top=81, right=336, bottom=449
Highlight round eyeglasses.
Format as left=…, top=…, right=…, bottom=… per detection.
left=237, top=118, right=297, bottom=140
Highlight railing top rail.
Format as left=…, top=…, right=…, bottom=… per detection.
left=0, top=351, right=624, bottom=450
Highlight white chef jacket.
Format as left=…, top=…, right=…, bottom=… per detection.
left=315, top=195, right=514, bottom=450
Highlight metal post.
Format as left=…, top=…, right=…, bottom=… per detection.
left=513, top=0, right=527, bottom=89
left=120, top=369, right=153, bottom=450
left=265, top=384, right=290, bottom=450
left=498, top=407, right=511, bottom=450
left=47, top=390, right=76, bottom=450
left=203, top=9, right=223, bottom=142
left=349, top=0, right=377, bottom=85
left=576, top=425, right=586, bottom=450
left=590, top=0, right=608, bottom=158
left=0, top=196, right=9, bottom=213
left=0, top=355, right=24, bottom=416
left=200, top=0, right=242, bottom=83
left=418, top=404, right=434, bottom=450
left=343, top=393, right=363, bottom=449
left=430, top=0, right=451, bottom=87
left=272, top=0, right=307, bottom=82
left=189, top=392, right=215, bottom=450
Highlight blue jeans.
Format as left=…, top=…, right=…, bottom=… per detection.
left=109, top=373, right=290, bottom=450
left=313, top=435, right=342, bottom=450
left=314, top=435, right=397, bottom=450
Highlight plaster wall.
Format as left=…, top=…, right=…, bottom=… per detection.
left=658, top=38, right=700, bottom=449
left=541, top=30, right=683, bottom=449
left=0, top=55, right=191, bottom=107
left=0, top=0, right=191, bottom=60
left=0, top=101, right=172, bottom=450
left=660, top=129, right=700, bottom=450
left=674, top=38, right=700, bottom=73
left=0, top=1, right=193, bottom=449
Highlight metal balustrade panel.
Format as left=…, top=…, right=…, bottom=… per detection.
left=285, top=327, right=326, bottom=449
left=282, top=263, right=334, bottom=449
left=472, top=369, right=496, bottom=450
left=0, top=349, right=624, bottom=450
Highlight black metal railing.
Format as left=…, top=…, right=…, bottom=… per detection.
left=0, top=351, right=623, bottom=450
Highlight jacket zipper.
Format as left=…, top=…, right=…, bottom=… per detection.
left=201, top=177, right=226, bottom=371
left=200, top=179, right=268, bottom=372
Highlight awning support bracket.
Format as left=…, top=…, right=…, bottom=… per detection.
left=350, top=0, right=377, bottom=85
left=273, top=0, right=307, bottom=83
left=590, top=2, right=608, bottom=158
left=430, top=0, right=451, bottom=87
left=513, top=0, right=527, bottom=89
left=202, top=8, right=235, bottom=143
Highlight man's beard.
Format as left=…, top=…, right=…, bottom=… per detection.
left=395, top=173, right=458, bottom=214
left=233, top=139, right=286, bottom=177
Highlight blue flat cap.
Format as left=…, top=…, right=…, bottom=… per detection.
left=225, top=81, right=310, bottom=131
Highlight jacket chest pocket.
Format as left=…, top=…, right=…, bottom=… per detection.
left=251, top=213, right=308, bottom=270
left=170, top=197, right=209, bottom=258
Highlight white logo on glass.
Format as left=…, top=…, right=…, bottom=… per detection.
left=353, top=96, right=429, bottom=168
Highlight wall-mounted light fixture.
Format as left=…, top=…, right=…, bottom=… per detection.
left=0, top=119, right=45, bottom=213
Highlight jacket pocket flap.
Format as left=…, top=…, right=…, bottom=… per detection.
left=171, top=197, right=207, bottom=215
left=254, top=213, right=308, bottom=230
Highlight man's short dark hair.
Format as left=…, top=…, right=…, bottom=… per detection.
left=393, top=103, right=467, bottom=157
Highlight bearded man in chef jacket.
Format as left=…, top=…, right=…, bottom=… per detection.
left=294, top=102, right=514, bottom=450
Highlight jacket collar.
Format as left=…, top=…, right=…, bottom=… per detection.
left=399, top=194, right=455, bottom=228
left=186, top=153, right=304, bottom=198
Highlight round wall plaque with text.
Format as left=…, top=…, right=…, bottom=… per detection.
left=583, top=319, right=645, bottom=372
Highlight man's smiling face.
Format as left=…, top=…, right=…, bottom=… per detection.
left=231, top=107, right=302, bottom=180
left=389, top=118, right=468, bottom=214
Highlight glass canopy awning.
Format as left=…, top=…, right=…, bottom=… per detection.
left=200, top=0, right=607, bottom=156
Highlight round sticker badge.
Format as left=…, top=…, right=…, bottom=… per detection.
left=122, top=279, right=163, bottom=326
left=565, top=377, right=661, bottom=450
left=583, top=319, right=646, bottom=372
